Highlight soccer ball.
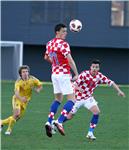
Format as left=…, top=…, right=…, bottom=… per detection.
left=69, top=19, right=82, bottom=32
left=51, top=120, right=57, bottom=134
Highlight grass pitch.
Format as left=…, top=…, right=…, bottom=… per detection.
left=1, top=81, right=129, bottom=150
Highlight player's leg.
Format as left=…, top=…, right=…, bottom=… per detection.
left=1, top=116, right=15, bottom=134
left=45, top=94, right=62, bottom=137
left=5, top=98, right=21, bottom=135
left=1, top=116, right=13, bottom=126
left=54, top=94, right=75, bottom=136
left=6, top=104, right=27, bottom=135
left=57, top=93, right=75, bottom=124
left=5, top=110, right=18, bottom=135
left=1, top=96, right=16, bottom=134
left=54, top=75, right=76, bottom=135
left=57, top=74, right=75, bottom=123
left=88, top=105, right=100, bottom=132
left=67, top=100, right=84, bottom=120
left=18, top=105, right=26, bottom=119
left=48, top=75, right=63, bottom=124
left=1, top=96, right=15, bottom=128
left=45, top=74, right=62, bottom=137
left=47, top=94, right=62, bottom=125
left=84, top=97, right=100, bottom=140
left=86, top=105, right=100, bottom=140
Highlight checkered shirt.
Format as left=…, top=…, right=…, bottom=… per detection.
left=45, top=38, right=71, bottom=74
left=74, top=70, right=114, bottom=100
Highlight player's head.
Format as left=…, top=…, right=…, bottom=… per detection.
left=18, top=65, right=30, bottom=79
left=55, top=23, right=67, bottom=40
left=90, top=59, right=101, bottom=76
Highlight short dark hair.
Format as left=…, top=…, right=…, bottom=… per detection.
left=54, top=24, right=67, bottom=33
left=18, top=65, right=30, bottom=77
left=91, top=59, right=101, bottom=65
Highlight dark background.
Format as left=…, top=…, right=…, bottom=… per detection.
left=1, top=1, right=129, bottom=83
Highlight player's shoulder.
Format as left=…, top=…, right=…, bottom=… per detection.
left=15, top=77, right=23, bottom=85
left=48, top=38, right=69, bottom=46
left=46, top=38, right=55, bottom=45
left=29, top=75, right=42, bottom=85
left=56, top=39, right=70, bottom=50
left=79, top=70, right=89, bottom=78
left=55, top=38, right=69, bottom=46
left=97, top=72, right=104, bottom=78
left=62, top=41, right=69, bottom=47
left=15, top=77, right=22, bottom=83
left=29, top=75, right=38, bottom=80
left=46, top=39, right=52, bottom=46
left=81, top=70, right=89, bottom=75
left=98, top=72, right=103, bottom=76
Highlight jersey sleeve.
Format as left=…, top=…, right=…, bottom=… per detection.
left=100, top=73, right=114, bottom=86
left=61, top=42, right=71, bottom=58
left=45, top=41, right=50, bottom=55
left=33, top=76, right=43, bottom=87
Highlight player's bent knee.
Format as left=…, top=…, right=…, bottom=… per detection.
left=67, top=94, right=75, bottom=101
left=13, top=113, right=21, bottom=120
left=96, top=108, right=100, bottom=114
left=94, top=110, right=100, bottom=114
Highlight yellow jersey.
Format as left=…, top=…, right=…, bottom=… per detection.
left=14, top=75, right=42, bottom=101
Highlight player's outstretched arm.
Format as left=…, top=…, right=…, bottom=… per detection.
left=67, top=54, right=78, bottom=81
left=44, top=54, right=52, bottom=64
left=112, top=82, right=126, bottom=97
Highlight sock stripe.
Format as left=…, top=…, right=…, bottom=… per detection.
left=61, top=109, right=68, bottom=117
left=90, top=123, right=96, bottom=128
left=48, top=112, right=54, bottom=119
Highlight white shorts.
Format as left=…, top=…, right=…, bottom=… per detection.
left=71, top=97, right=98, bottom=114
left=51, top=74, right=73, bottom=95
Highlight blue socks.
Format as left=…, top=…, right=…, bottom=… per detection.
left=48, top=100, right=60, bottom=124
left=58, top=100, right=74, bottom=123
left=89, top=114, right=99, bottom=132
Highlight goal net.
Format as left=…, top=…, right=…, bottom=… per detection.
left=0, top=41, right=23, bottom=80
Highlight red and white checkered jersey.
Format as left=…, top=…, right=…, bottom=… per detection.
left=45, top=38, right=71, bottom=74
left=74, top=70, right=114, bottom=100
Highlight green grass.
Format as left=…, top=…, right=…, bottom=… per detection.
left=1, top=81, right=129, bottom=150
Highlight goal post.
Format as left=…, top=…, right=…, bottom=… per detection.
left=0, top=41, right=23, bottom=80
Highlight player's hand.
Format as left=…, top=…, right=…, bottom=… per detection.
left=72, top=75, right=78, bottom=82
left=118, top=91, right=126, bottom=98
left=35, top=86, right=42, bottom=93
left=35, top=88, right=41, bottom=93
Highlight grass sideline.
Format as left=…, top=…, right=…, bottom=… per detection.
left=1, top=81, right=129, bottom=150
left=1, top=80, right=129, bottom=87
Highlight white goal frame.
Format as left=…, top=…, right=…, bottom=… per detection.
left=0, top=41, right=23, bottom=80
